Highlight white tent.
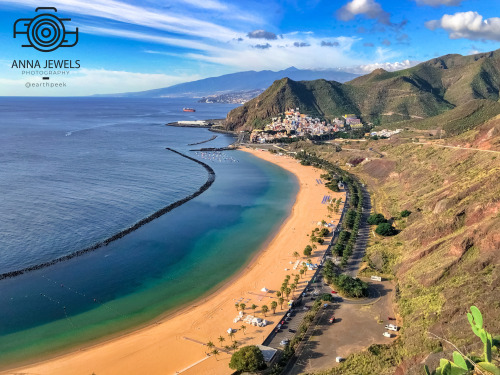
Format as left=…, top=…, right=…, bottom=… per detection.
left=261, top=287, right=269, bottom=293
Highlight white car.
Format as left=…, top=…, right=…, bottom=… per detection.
left=335, top=357, right=344, bottom=363
left=385, top=324, right=399, bottom=331
left=383, top=332, right=392, bottom=338
left=280, top=339, right=290, bottom=346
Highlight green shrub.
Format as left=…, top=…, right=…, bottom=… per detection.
left=375, top=223, right=397, bottom=236
left=368, top=213, right=387, bottom=225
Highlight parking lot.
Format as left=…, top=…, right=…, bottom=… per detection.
left=265, top=284, right=324, bottom=349
left=286, top=279, right=396, bottom=375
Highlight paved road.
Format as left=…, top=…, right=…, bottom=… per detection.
left=282, top=182, right=376, bottom=375
left=345, top=184, right=371, bottom=278
left=413, top=141, right=500, bottom=154
left=265, top=196, right=349, bottom=350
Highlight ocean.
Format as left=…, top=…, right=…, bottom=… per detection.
left=0, top=97, right=298, bottom=367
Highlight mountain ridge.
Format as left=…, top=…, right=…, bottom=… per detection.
left=95, top=67, right=359, bottom=98
left=225, top=49, right=500, bottom=133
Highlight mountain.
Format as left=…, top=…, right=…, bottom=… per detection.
left=288, top=123, right=500, bottom=374
left=225, top=49, right=500, bottom=132
left=98, top=67, right=359, bottom=98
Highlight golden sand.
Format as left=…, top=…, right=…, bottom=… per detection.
left=4, top=148, right=345, bottom=375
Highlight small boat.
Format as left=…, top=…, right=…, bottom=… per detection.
left=183, top=108, right=196, bottom=112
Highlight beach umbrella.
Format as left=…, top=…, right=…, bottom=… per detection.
left=261, top=287, right=269, bottom=293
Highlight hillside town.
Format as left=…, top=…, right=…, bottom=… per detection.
left=250, top=108, right=365, bottom=143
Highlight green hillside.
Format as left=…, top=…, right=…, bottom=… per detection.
left=225, top=49, right=500, bottom=133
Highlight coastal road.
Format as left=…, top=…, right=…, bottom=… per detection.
left=344, top=183, right=371, bottom=278
left=281, top=181, right=378, bottom=375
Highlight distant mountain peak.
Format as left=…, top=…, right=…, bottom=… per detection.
left=97, top=67, right=359, bottom=98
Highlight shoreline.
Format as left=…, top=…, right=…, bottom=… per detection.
left=0, top=148, right=215, bottom=281
left=4, top=148, right=345, bottom=375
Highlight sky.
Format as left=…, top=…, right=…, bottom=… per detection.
left=1, top=0, right=500, bottom=95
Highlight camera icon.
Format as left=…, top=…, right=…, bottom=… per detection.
left=14, top=7, right=79, bottom=52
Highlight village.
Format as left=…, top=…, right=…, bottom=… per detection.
left=250, top=108, right=365, bottom=143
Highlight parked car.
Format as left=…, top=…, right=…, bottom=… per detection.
left=288, top=329, right=296, bottom=333
left=329, top=315, right=335, bottom=323
left=383, top=332, right=392, bottom=338
left=280, top=339, right=290, bottom=346
left=336, top=357, right=344, bottom=363
left=385, top=324, right=399, bottom=331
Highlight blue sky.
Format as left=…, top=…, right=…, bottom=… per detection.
left=1, top=0, right=500, bottom=95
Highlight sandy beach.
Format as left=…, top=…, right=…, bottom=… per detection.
left=4, top=148, right=345, bottom=375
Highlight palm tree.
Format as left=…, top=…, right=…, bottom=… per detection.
left=228, top=331, right=235, bottom=341
left=218, top=335, right=225, bottom=346
left=302, top=264, right=308, bottom=276
left=286, top=275, right=291, bottom=281
left=239, top=303, right=246, bottom=312
left=206, top=341, right=215, bottom=351
left=240, top=325, right=246, bottom=335
left=211, top=349, right=220, bottom=360
left=251, top=304, right=257, bottom=315
left=278, top=297, right=284, bottom=310
left=307, top=258, right=312, bottom=264
left=280, top=285, right=286, bottom=295
left=294, top=275, right=300, bottom=284
left=271, top=300, right=278, bottom=314
left=261, top=305, right=269, bottom=317
left=292, top=251, right=300, bottom=260
left=285, top=287, right=291, bottom=299
left=290, top=283, right=296, bottom=298
left=231, top=341, right=239, bottom=351
left=234, top=302, right=239, bottom=311
left=224, top=344, right=232, bottom=353
left=276, top=291, right=281, bottom=298
left=299, top=269, right=305, bottom=278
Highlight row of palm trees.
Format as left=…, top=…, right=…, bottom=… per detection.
left=205, top=231, right=324, bottom=361
left=233, top=302, right=273, bottom=317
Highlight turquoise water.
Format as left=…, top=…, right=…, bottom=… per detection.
left=0, top=97, right=298, bottom=368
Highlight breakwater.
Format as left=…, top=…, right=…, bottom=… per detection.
left=0, top=148, right=216, bottom=280
left=187, top=135, right=217, bottom=146
left=189, top=146, right=237, bottom=152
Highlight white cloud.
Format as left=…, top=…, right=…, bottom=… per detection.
left=184, top=36, right=364, bottom=71
left=337, top=0, right=391, bottom=25
left=0, top=68, right=200, bottom=96
left=178, top=0, right=228, bottom=10
left=3, top=0, right=240, bottom=41
left=247, top=30, right=278, bottom=40
left=426, top=11, right=500, bottom=41
left=345, top=59, right=420, bottom=74
left=83, top=26, right=224, bottom=53
left=413, top=0, right=462, bottom=6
